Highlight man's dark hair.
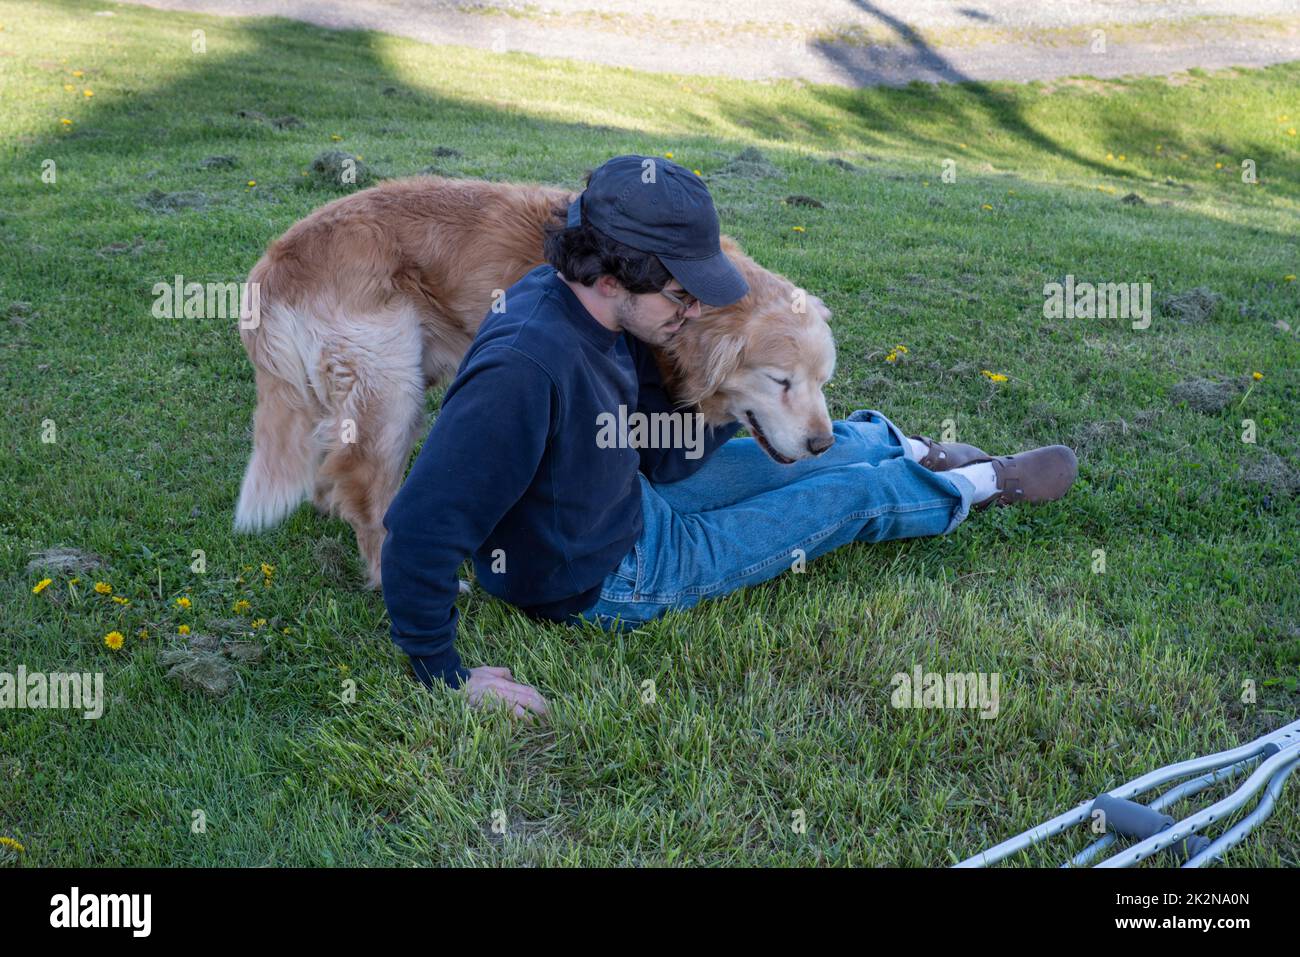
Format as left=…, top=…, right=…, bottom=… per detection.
left=544, top=199, right=673, bottom=294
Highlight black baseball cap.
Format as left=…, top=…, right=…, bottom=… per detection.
left=566, top=155, right=749, bottom=307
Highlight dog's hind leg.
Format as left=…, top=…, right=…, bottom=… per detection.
left=315, top=312, right=427, bottom=589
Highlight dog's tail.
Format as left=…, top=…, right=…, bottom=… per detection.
left=234, top=267, right=319, bottom=533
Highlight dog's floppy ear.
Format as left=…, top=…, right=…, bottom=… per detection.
left=692, top=332, right=745, bottom=402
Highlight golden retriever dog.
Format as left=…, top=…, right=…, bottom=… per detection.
left=235, top=175, right=836, bottom=587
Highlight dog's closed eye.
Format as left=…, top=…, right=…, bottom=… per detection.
left=767, top=374, right=792, bottom=390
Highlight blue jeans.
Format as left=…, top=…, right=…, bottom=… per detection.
left=567, top=409, right=976, bottom=630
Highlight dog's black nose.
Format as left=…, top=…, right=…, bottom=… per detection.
left=807, top=433, right=835, bottom=456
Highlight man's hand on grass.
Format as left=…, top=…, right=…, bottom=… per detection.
left=463, top=665, right=549, bottom=720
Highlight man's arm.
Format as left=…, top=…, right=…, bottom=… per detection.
left=380, top=345, right=553, bottom=690
left=628, top=335, right=741, bottom=484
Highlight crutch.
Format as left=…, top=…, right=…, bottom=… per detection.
left=955, top=717, right=1300, bottom=868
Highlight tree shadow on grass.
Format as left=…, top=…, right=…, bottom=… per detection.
left=12, top=3, right=1297, bottom=266
left=701, top=1, right=1300, bottom=210
left=784, top=0, right=1138, bottom=181
left=14, top=5, right=755, bottom=243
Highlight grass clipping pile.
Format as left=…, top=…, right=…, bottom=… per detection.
left=159, top=633, right=264, bottom=698
left=306, top=150, right=374, bottom=190
left=1169, top=376, right=1242, bottom=413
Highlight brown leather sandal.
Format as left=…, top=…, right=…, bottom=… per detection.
left=974, top=445, right=1079, bottom=508
left=911, top=435, right=990, bottom=472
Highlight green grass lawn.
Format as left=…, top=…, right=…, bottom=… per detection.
left=2, top=0, right=1298, bottom=867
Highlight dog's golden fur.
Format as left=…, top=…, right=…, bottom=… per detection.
left=236, top=175, right=836, bottom=586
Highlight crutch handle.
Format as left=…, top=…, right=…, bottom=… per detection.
left=1091, top=794, right=1211, bottom=860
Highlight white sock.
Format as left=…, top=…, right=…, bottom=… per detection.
left=907, top=437, right=930, bottom=462
left=950, top=461, right=999, bottom=502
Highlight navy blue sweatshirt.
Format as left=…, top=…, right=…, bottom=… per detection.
left=380, top=265, right=741, bottom=689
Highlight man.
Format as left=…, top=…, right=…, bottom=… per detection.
left=380, top=155, right=1077, bottom=719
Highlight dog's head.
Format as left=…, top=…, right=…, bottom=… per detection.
left=662, top=237, right=837, bottom=464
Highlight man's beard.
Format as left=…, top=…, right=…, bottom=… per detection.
left=616, top=293, right=671, bottom=345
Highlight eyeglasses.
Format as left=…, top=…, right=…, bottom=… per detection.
left=659, top=287, right=699, bottom=312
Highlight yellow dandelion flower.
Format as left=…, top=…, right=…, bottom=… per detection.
left=94, top=582, right=112, bottom=595
left=1289, top=129, right=1297, bottom=137
left=71, top=69, right=83, bottom=77
left=885, top=352, right=897, bottom=363
left=981, top=370, right=1009, bottom=383
left=0, top=837, right=24, bottom=854
left=104, top=631, right=124, bottom=650
left=234, top=599, right=251, bottom=614
left=32, top=578, right=52, bottom=595
left=1215, top=162, right=1224, bottom=169
left=1285, top=275, right=1296, bottom=282
left=69, top=577, right=80, bottom=586
left=1252, top=372, right=1263, bottom=380
left=1106, top=153, right=1114, bottom=161
left=112, top=596, right=129, bottom=605
left=895, top=344, right=908, bottom=354
left=1156, top=145, right=1163, bottom=152
left=247, top=180, right=256, bottom=187
left=981, top=204, right=993, bottom=210
left=664, top=152, right=673, bottom=159
left=176, top=596, right=191, bottom=609
left=958, top=143, right=967, bottom=149
left=83, top=89, right=93, bottom=98
left=282, top=627, right=292, bottom=635
left=178, top=624, right=190, bottom=636
left=693, top=169, right=701, bottom=176
left=792, top=226, right=805, bottom=232
left=260, top=563, right=276, bottom=577
left=137, top=628, right=149, bottom=640
left=60, top=118, right=73, bottom=126
left=1117, top=154, right=1126, bottom=162
left=63, top=84, right=75, bottom=92
left=251, top=618, right=267, bottom=629
left=331, top=134, right=342, bottom=141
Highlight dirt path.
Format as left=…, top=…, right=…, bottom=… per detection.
left=118, top=0, right=1300, bottom=87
